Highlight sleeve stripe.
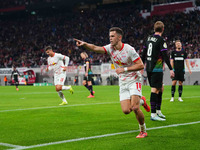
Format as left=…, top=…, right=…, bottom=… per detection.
left=133, top=57, right=140, bottom=63
left=103, top=46, right=107, bottom=54
left=161, top=49, right=168, bottom=51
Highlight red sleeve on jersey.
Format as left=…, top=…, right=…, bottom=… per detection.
left=133, top=57, right=140, bottom=63
left=103, top=47, right=107, bottom=54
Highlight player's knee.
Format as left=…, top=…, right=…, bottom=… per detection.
left=55, top=87, right=61, bottom=92
left=82, top=81, right=86, bottom=86
left=122, top=109, right=131, bottom=114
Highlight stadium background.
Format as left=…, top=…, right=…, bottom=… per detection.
left=0, top=0, right=200, bottom=86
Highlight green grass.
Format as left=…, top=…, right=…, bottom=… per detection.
left=0, top=85, right=200, bottom=150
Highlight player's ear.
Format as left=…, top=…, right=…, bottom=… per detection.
left=119, top=35, right=122, bottom=41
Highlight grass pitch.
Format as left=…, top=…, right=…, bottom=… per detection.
left=0, top=85, right=200, bottom=150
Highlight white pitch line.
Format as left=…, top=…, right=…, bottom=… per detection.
left=0, top=90, right=87, bottom=95
left=9, top=121, right=200, bottom=150
left=0, top=96, right=200, bottom=113
left=0, top=102, right=118, bottom=113
left=0, top=142, right=23, bottom=148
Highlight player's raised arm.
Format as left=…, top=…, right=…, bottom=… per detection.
left=74, top=38, right=105, bottom=54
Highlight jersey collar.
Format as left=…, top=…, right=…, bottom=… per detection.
left=51, top=52, right=55, bottom=57
left=112, top=43, right=124, bottom=51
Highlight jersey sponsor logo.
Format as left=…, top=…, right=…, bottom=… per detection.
left=49, top=62, right=57, bottom=66
left=163, top=42, right=167, bottom=48
left=174, top=57, right=184, bottom=60
left=114, top=60, right=127, bottom=66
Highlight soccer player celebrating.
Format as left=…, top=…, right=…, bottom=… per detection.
left=80, top=52, right=95, bottom=98
left=74, top=27, right=150, bottom=138
left=45, top=46, right=74, bottom=105
left=11, top=66, right=20, bottom=91
left=142, top=21, right=174, bottom=121
left=170, top=40, right=192, bottom=102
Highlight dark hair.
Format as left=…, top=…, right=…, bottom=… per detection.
left=109, top=27, right=124, bottom=37
left=44, top=46, right=52, bottom=51
left=154, top=21, right=164, bottom=33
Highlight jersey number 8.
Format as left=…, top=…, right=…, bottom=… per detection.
left=147, top=43, right=152, bottom=56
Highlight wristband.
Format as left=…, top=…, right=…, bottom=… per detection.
left=124, top=67, right=128, bottom=72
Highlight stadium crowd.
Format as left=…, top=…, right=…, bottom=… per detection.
left=0, top=0, right=62, bottom=9
left=0, top=5, right=200, bottom=68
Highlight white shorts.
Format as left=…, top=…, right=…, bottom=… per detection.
left=54, top=73, right=66, bottom=85
left=119, top=80, right=142, bottom=101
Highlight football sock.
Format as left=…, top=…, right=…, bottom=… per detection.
left=140, top=99, right=144, bottom=106
left=151, top=113, right=157, bottom=118
left=157, top=110, right=161, bottom=115
left=88, top=85, right=94, bottom=95
left=62, top=86, right=70, bottom=90
left=171, top=85, right=176, bottom=97
left=84, top=84, right=90, bottom=91
left=150, top=92, right=158, bottom=113
left=57, top=91, right=67, bottom=102
left=178, top=85, right=183, bottom=97
left=157, top=91, right=162, bottom=110
left=139, top=123, right=146, bottom=132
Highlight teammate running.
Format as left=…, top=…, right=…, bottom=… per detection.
left=45, top=46, right=74, bottom=105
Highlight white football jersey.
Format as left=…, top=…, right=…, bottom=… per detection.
left=47, top=53, right=69, bottom=75
left=103, top=43, right=142, bottom=82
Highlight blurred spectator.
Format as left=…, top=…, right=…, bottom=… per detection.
left=4, top=76, right=8, bottom=86
left=0, top=4, right=199, bottom=68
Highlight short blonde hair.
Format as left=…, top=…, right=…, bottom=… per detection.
left=80, top=52, right=88, bottom=58
left=154, top=21, right=164, bottom=32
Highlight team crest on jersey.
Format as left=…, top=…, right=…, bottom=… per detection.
left=116, top=60, right=123, bottom=66
left=163, top=42, right=167, bottom=48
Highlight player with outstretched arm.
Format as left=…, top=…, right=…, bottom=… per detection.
left=74, top=27, right=150, bottom=138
